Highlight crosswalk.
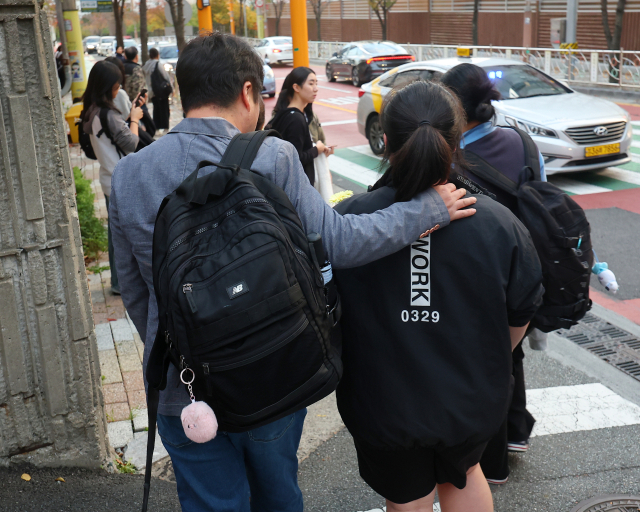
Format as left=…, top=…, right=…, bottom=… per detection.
left=329, top=121, right=640, bottom=196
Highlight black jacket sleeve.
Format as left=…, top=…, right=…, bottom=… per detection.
left=275, top=110, right=319, bottom=167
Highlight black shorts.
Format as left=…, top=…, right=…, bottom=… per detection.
left=353, top=437, right=488, bottom=504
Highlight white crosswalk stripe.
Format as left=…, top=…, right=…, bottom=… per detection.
left=601, top=167, right=640, bottom=185
left=327, top=154, right=383, bottom=187
left=547, top=176, right=611, bottom=195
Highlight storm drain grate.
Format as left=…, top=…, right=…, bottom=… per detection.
left=570, top=494, right=640, bottom=511
left=557, top=313, right=640, bottom=384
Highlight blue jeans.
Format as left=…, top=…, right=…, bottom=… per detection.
left=157, top=409, right=307, bottom=512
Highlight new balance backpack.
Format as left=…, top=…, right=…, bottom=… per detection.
left=463, top=127, right=593, bottom=333
left=142, top=131, right=342, bottom=511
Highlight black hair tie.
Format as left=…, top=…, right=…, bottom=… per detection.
left=419, top=120, right=431, bottom=127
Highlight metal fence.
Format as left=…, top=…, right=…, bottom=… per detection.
left=306, top=41, right=640, bottom=89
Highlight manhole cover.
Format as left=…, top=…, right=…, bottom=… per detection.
left=557, top=312, right=640, bottom=383
left=570, top=494, right=640, bottom=512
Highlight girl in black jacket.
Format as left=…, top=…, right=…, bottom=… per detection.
left=268, top=67, right=331, bottom=185
left=334, top=81, right=543, bottom=512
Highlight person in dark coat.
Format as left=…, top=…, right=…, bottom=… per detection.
left=441, top=63, right=548, bottom=486
left=333, top=80, right=544, bottom=511
left=268, top=67, right=332, bottom=185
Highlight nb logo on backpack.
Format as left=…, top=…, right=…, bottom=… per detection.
left=227, top=281, right=249, bottom=299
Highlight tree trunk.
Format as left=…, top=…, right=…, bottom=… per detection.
left=113, top=0, right=124, bottom=47
left=612, top=0, right=627, bottom=49
left=168, top=0, right=186, bottom=51
left=316, top=12, right=321, bottom=40
left=381, top=7, right=387, bottom=40
left=140, top=0, right=148, bottom=63
left=472, top=0, right=479, bottom=46
left=238, top=0, right=244, bottom=36
left=600, top=0, right=613, bottom=49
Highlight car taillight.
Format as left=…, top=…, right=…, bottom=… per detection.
left=358, top=89, right=365, bottom=98
left=366, top=55, right=415, bottom=65
left=273, top=49, right=282, bottom=53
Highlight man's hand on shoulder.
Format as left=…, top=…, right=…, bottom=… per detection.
left=434, top=183, right=477, bottom=222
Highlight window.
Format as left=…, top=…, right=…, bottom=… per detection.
left=379, top=74, right=396, bottom=88
left=159, top=45, right=179, bottom=59
left=393, top=70, right=424, bottom=88
left=430, top=71, right=443, bottom=82
left=361, top=43, right=404, bottom=55
left=484, top=65, right=569, bottom=99
left=274, top=38, right=291, bottom=45
left=346, top=47, right=360, bottom=58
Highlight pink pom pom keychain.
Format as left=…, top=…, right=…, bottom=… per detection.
left=179, top=367, right=218, bottom=443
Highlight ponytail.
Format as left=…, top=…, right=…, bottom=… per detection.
left=381, top=80, right=465, bottom=202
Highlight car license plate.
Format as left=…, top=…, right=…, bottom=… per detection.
left=585, top=143, right=620, bottom=158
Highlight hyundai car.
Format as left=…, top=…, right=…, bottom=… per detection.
left=326, top=41, right=415, bottom=87
left=357, top=56, right=632, bottom=174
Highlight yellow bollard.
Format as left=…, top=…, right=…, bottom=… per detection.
left=63, top=9, right=88, bottom=101
left=290, top=0, right=309, bottom=68
left=197, top=0, right=213, bottom=34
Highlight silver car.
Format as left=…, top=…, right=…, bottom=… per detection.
left=253, top=37, right=293, bottom=65
left=357, top=57, right=632, bottom=174
left=98, top=36, right=116, bottom=56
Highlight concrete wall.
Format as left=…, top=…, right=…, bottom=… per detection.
left=0, top=0, right=108, bottom=467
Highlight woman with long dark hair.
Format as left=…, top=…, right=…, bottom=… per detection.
left=82, top=60, right=142, bottom=294
left=268, top=67, right=332, bottom=185
left=441, top=63, right=547, bottom=486
left=333, top=80, right=543, bottom=511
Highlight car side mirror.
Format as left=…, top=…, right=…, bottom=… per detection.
left=332, top=52, right=338, bottom=57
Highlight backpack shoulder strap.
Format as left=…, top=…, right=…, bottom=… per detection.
left=98, top=108, right=125, bottom=158
left=511, top=127, right=542, bottom=181
left=219, top=129, right=281, bottom=170
left=463, top=149, right=519, bottom=196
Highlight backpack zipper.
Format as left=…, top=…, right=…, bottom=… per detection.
left=182, top=283, right=198, bottom=313
left=168, top=198, right=270, bottom=254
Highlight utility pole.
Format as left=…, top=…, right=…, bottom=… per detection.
left=290, top=0, right=309, bottom=67
left=62, top=0, right=88, bottom=101
left=198, top=0, right=213, bottom=33
left=242, top=0, right=248, bottom=37
left=566, top=0, right=578, bottom=45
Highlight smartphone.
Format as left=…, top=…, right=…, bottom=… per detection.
left=135, top=89, right=147, bottom=107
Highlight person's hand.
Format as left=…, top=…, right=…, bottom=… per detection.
left=316, top=140, right=326, bottom=154
left=323, top=145, right=335, bottom=156
left=130, top=105, right=143, bottom=122
left=134, top=92, right=147, bottom=107
left=433, top=183, right=477, bottom=221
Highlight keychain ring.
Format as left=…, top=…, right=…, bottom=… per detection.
left=180, top=368, right=195, bottom=385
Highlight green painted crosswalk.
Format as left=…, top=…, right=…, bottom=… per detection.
left=329, top=122, right=640, bottom=197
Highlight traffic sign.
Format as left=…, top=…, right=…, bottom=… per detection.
left=81, top=0, right=112, bottom=12
left=164, top=0, right=193, bottom=25
left=255, top=0, right=264, bottom=8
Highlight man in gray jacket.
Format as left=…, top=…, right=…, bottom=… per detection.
left=109, top=33, right=476, bottom=511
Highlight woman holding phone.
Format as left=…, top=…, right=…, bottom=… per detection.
left=268, top=67, right=334, bottom=185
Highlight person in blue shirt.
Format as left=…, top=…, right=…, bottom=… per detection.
left=442, top=63, right=546, bottom=486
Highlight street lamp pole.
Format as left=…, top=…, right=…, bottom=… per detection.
left=197, top=0, right=213, bottom=33
left=290, top=0, right=309, bottom=67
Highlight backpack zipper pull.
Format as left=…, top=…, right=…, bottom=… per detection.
left=203, top=363, right=209, bottom=375
left=182, top=283, right=198, bottom=313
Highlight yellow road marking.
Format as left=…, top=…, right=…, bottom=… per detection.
left=314, top=101, right=358, bottom=114
left=616, top=101, right=640, bottom=108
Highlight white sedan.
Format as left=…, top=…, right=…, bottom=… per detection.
left=357, top=56, right=632, bottom=174
left=253, top=37, right=293, bottom=65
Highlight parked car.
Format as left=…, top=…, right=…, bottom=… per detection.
left=357, top=56, right=632, bottom=174
left=106, top=38, right=137, bottom=58
left=83, top=36, right=100, bottom=54
left=262, top=62, right=276, bottom=97
left=98, top=36, right=116, bottom=56
left=326, top=41, right=415, bottom=87
left=253, top=37, right=293, bottom=65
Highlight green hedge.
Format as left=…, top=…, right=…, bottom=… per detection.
left=74, top=167, right=108, bottom=261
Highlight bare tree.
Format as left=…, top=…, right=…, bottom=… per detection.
left=167, top=0, right=187, bottom=51
left=600, top=0, right=626, bottom=50
left=309, top=0, right=330, bottom=40
left=271, top=0, right=286, bottom=36
left=368, top=0, right=397, bottom=41
left=600, top=0, right=626, bottom=83
left=140, top=0, right=148, bottom=62
left=472, top=0, right=480, bottom=45
left=113, top=0, right=126, bottom=47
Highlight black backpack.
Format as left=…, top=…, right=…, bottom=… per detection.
left=142, top=130, right=342, bottom=511
left=462, top=128, right=593, bottom=333
left=77, top=108, right=125, bottom=160
left=77, top=114, right=97, bottom=160
left=151, top=61, right=173, bottom=100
